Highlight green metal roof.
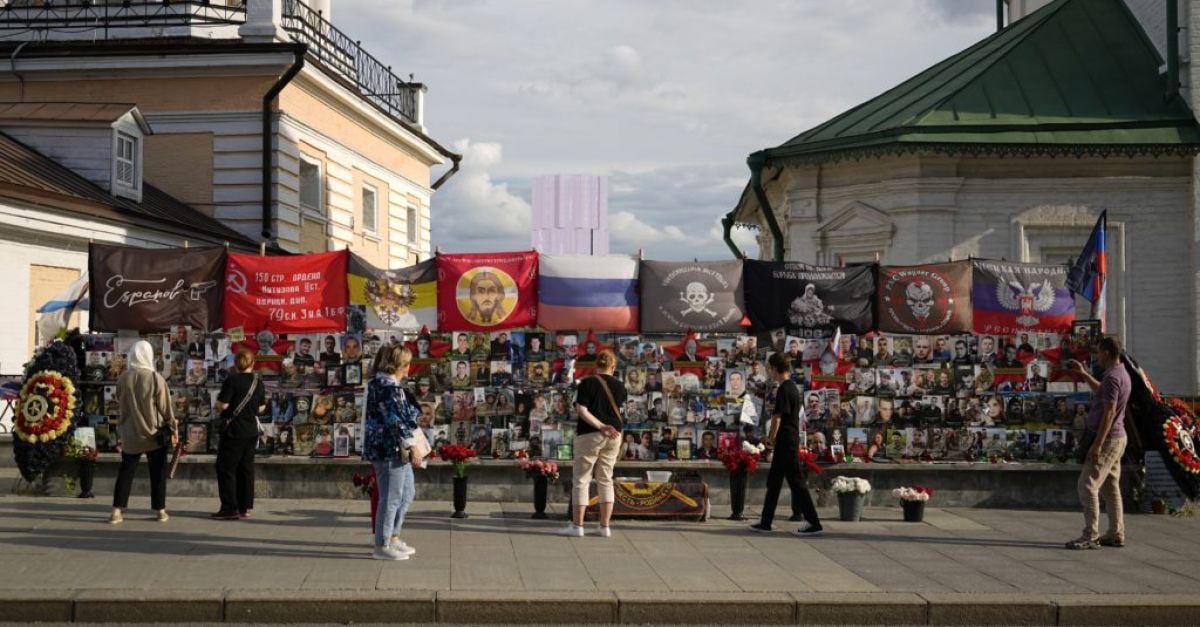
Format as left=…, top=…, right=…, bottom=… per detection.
left=761, top=0, right=1200, bottom=162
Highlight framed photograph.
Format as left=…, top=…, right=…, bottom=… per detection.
left=325, top=363, right=343, bottom=387
left=333, top=433, right=351, bottom=457
left=185, top=422, right=209, bottom=454
left=342, top=362, right=363, bottom=386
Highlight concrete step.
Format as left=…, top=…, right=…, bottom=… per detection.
left=3, top=591, right=1199, bottom=625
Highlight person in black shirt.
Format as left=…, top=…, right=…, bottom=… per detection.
left=750, top=352, right=823, bottom=535
left=212, top=348, right=267, bottom=520
left=560, top=350, right=625, bottom=538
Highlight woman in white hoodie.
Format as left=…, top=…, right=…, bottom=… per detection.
left=110, top=340, right=177, bottom=524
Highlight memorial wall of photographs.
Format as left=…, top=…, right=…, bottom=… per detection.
left=75, top=320, right=1103, bottom=465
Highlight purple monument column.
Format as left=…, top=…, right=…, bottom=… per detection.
left=531, top=174, right=609, bottom=256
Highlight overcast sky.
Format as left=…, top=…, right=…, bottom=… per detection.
left=335, top=0, right=997, bottom=260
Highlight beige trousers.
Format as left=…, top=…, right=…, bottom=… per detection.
left=572, top=431, right=622, bottom=506
left=1077, top=436, right=1126, bottom=541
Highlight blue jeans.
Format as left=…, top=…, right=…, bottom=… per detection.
left=374, top=460, right=415, bottom=547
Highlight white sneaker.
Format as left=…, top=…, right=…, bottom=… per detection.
left=390, top=539, right=416, bottom=557
left=371, top=546, right=409, bottom=561
left=557, top=524, right=585, bottom=537
left=596, top=526, right=612, bottom=538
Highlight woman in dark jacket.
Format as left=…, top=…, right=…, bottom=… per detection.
left=211, top=348, right=267, bottom=520
left=364, top=344, right=424, bottom=561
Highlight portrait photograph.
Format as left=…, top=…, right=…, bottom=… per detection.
left=342, top=362, right=363, bottom=386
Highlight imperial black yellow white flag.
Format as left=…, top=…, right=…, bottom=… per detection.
left=348, top=255, right=437, bottom=331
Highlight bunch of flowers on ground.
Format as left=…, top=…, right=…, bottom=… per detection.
left=521, top=459, right=560, bottom=481
left=797, top=449, right=823, bottom=475
left=438, top=444, right=478, bottom=479
left=830, top=476, right=871, bottom=494
left=718, top=444, right=760, bottom=474
left=351, top=470, right=377, bottom=497
left=892, top=485, right=935, bottom=502
left=62, top=438, right=98, bottom=463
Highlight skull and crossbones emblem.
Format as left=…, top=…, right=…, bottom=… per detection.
left=906, top=281, right=934, bottom=321
left=679, top=281, right=717, bottom=318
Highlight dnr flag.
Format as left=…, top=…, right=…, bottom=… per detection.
left=538, top=254, right=639, bottom=332
left=348, top=255, right=437, bottom=332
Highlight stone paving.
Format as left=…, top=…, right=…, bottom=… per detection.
left=3, top=494, right=1200, bottom=624
left=0, top=495, right=1197, bottom=596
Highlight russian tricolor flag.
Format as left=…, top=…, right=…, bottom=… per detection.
left=1066, top=211, right=1108, bottom=331
left=537, top=254, right=639, bottom=332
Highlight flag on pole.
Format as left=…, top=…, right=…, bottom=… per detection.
left=830, top=326, right=843, bottom=360
left=36, top=273, right=90, bottom=342
left=1066, top=211, right=1107, bottom=331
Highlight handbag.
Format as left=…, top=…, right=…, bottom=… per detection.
left=592, top=375, right=625, bottom=429
left=151, top=373, right=174, bottom=449
left=217, top=374, right=260, bottom=435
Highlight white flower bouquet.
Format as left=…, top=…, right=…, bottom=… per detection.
left=892, top=486, right=934, bottom=502
left=830, top=476, right=871, bottom=494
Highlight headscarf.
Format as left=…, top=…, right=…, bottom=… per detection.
left=129, top=340, right=156, bottom=371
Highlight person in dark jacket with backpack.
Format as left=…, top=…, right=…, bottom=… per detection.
left=212, top=348, right=267, bottom=520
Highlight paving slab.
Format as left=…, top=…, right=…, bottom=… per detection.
left=437, top=590, right=616, bottom=624
left=224, top=590, right=435, bottom=624
left=617, top=591, right=795, bottom=625
left=922, top=592, right=1056, bottom=625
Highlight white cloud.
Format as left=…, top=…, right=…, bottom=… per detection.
left=431, top=139, right=531, bottom=251
left=337, top=0, right=996, bottom=259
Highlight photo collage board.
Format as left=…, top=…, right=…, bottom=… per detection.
left=75, top=319, right=1104, bottom=465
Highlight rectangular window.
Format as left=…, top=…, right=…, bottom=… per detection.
left=115, top=132, right=138, bottom=188
left=299, top=159, right=322, bottom=212
left=407, top=206, right=417, bottom=244
left=361, top=184, right=377, bottom=233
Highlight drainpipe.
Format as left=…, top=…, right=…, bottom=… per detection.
left=1167, top=0, right=1180, bottom=102
left=8, top=42, right=28, bottom=102
left=262, top=48, right=306, bottom=242
left=747, top=151, right=785, bottom=262
left=431, top=155, right=461, bottom=191
left=721, top=212, right=744, bottom=259
left=996, top=0, right=1004, bottom=32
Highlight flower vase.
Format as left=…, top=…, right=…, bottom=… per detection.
left=77, top=460, right=95, bottom=499
left=369, top=487, right=379, bottom=531
left=532, top=475, right=549, bottom=519
left=837, top=491, right=865, bottom=522
left=451, top=476, right=469, bottom=519
left=728, top=469, right=748, bottom=520
left=902, top=500, right=925, bottom=522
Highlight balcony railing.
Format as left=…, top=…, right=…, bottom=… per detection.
left=0, top=0, right=420, bottom=127
left=279, top=0, right=419, bottom=125
left=0, top=1, right=246, bottom=32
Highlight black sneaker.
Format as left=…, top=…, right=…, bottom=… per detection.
left=748, top=522, right=773, bottom=533
left=793, top=522, right=824, bottom=536
left=1098, top=536, right=1125, bottom=548
left=210, top=511, right=239, bottom=520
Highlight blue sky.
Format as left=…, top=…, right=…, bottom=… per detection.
left=337, top=0, right=997, bottom=260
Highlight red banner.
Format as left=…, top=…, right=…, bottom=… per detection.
left=223, top=250, right=349, bottom=333
left=436, top=251, right=538, bottom=331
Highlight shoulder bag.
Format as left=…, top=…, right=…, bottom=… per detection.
left=217, top=374, right=260, bottom=435
left=591, top=375, right=625, bottom=429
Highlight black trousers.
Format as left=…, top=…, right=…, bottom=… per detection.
left=760, top=435, right=820, bottom=528
left=216, top=436, right=256, bottom=513
left=112, top=446, right=168, bottom=511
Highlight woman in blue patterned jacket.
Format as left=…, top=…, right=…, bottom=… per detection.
left=363, top=344, right=424, bottom=561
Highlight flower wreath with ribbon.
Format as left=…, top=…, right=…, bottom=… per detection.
left=1163, top=413, right=1200, bottom=475
left=15, top=370, right=76, bottom=444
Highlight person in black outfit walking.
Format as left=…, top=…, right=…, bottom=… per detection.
left=211, top=348, right=267, bottom=520
left=750, top=352, right=823, bottom=535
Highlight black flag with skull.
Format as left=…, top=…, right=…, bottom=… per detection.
left=639, top=260, right=746, bottom=333
left=742, top=260, right=875, bottom=337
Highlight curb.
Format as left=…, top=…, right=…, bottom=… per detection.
left=3, top=590, right=1199, bottom=624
